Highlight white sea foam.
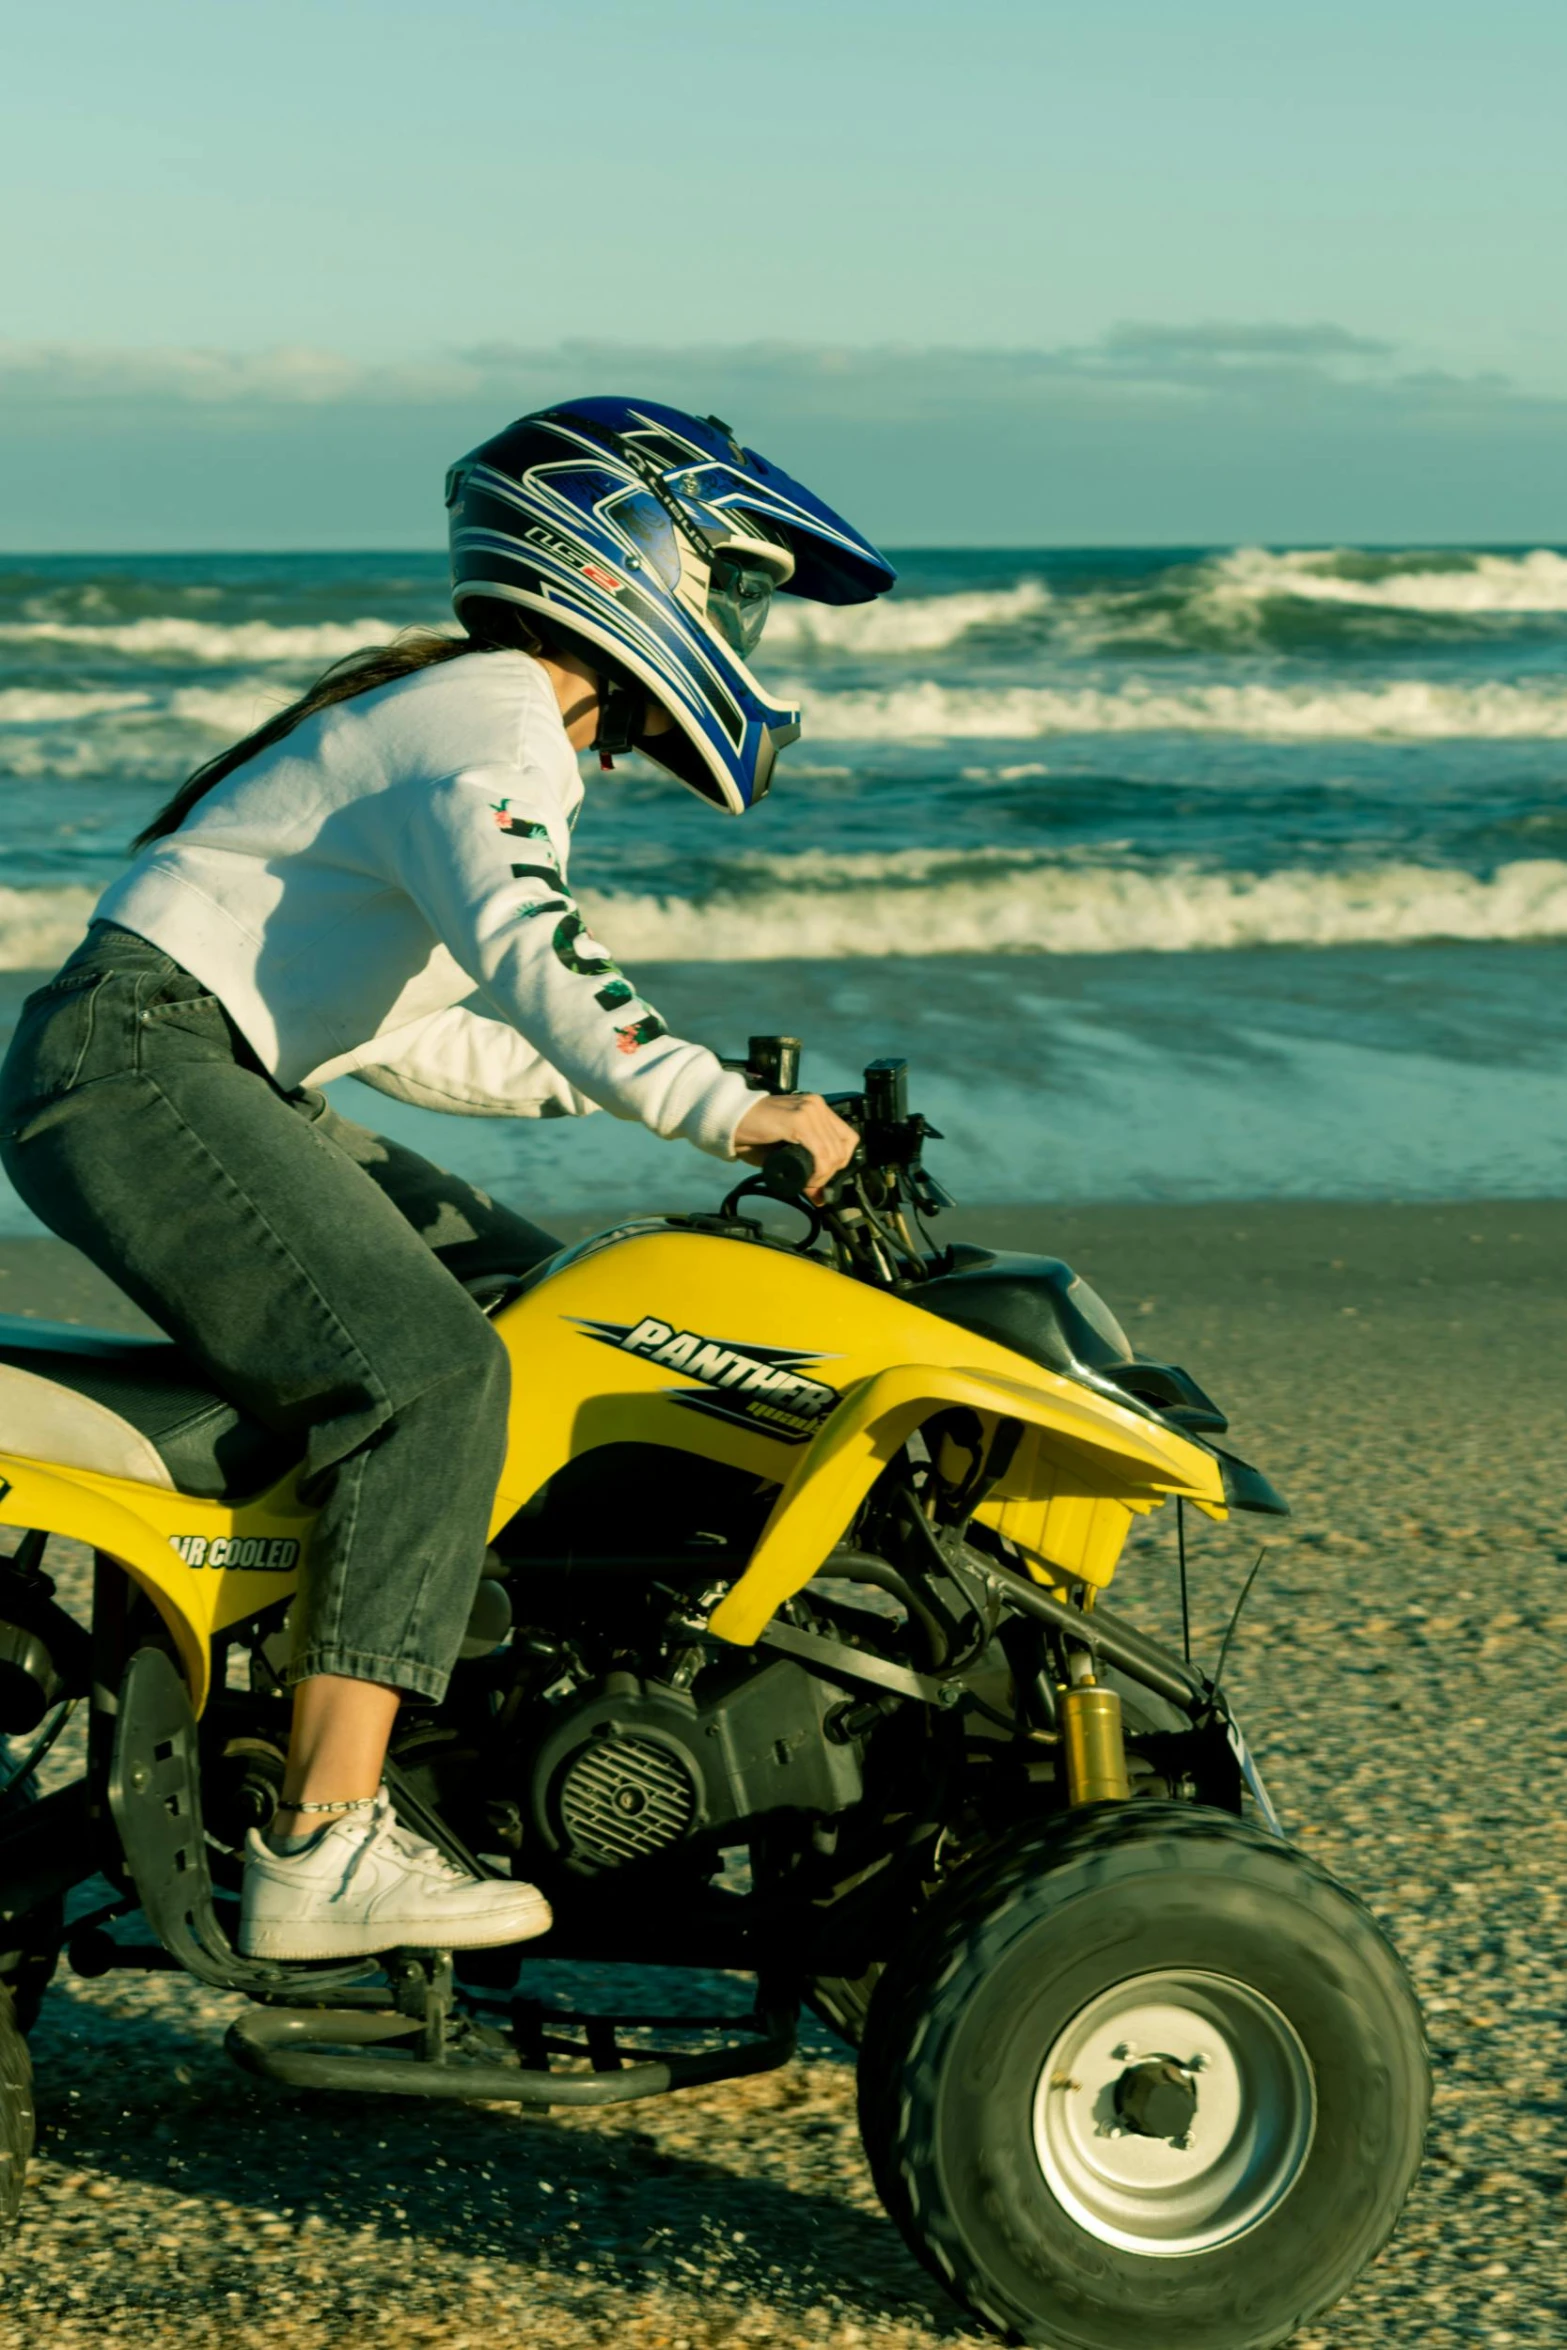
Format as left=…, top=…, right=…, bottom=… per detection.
left=3, top=663, right=1564, bottom=788
left=1208, top=545, right=1567, bottom=617
left=0, top=616, right=404, bottom=665
left=0, top=593, right=1051, bottom=670
left=795, top=676, right=1567, bottom=741
left=0, top=886, right=100, bottom=969
left=0, top=688, right=151, bottom=724
left=2, top=551, right=1558, bottom=688
left=23, top=664, right=1560, bottom=759
left=0, top=731, right=161, bottom=781
left=167, top=684, right=294, bottom=732
left=9, top=859, right=1567, bottom=972
left=1011, top=546, right=1567, bottom=651
left=583, top=857, right=1567, bottom=960
left=0, top=682, right=309, bottom=777
left=764, top=580, right=1049, bottom=655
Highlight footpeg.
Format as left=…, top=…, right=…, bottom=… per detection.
left=226, top=1949, right=798, bottom=2108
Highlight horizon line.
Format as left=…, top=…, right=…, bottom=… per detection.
left=3, top=537, right=1564, bottom=560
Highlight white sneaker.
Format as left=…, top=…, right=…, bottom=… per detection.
left=238, top=1789, right=552, bottom=1960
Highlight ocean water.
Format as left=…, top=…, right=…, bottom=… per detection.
left=3, top=544, right=1567, bottom=1232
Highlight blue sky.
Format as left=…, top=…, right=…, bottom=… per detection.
left=4, top=0, right=1566, bottom=546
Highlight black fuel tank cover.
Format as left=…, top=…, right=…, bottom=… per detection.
left=916, top=1249, right=1135, bottom=1380
left=1105, top=1359, right=1229, bottom=1434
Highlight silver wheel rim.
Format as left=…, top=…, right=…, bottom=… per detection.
left=1032, top=1968, right=1316, bottom=2256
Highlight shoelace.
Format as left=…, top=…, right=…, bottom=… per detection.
left=335, top=1793, right=470, bottom=1897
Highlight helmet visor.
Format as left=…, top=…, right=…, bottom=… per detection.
left=705, top=554, right=774, bottom=660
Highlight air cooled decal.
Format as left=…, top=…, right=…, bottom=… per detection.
left=168, top=1534, right=299, bottom=1571
left=568, top=1316, right=841, bottom=1443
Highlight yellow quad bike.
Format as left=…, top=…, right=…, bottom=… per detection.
left=0, top=1041, right=1426, bottom=2349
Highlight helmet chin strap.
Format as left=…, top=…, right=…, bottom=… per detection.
left=593, top=672, right=640, bottom=769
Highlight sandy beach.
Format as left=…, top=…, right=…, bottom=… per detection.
left=2, top=1177, right=1565, bottom=2348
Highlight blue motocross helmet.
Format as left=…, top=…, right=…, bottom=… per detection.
left=446, top=396, right=895, bottom=813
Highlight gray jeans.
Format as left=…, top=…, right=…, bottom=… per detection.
left=0, top=922, right=560, bottom=1701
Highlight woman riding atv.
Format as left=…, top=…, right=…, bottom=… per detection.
left=0, top=397, right=885, bottom=1961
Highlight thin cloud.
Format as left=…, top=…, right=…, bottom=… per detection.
left=0, top=342, right=469, bottom=406
left=1101, top=320, right=1393, bottom=366
left=0, top=327, right=1549, bottom=430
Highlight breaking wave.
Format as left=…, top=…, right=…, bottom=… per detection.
left=1025, top=546, right=1567, bottom=652
left=760, top=549, right=1567, bottom=661
left=0, top=684, right=290, bottom=778
left=1029, top=547, right=1567, bottom=653
left=1205, top=545, right=1567, bottom=618
left=166, top=684, right=294, bottom=733
left=13, top=667, right=1566, bottom=777
left=764, top=549, right=1567, bottom=662
left=0, top=687, right=152, bottom=724
left=765, top=580, right=1050, bottom=654
left=0, top=886, right=100, bottom=969
left=0, top=615, right=402, bottom=666
left=0, top=588, right=1054, bottom=667
left=797, top=676, right=1567, bottom=741
left=11, top=858, right=1567, bottom=973
left=5, top=550, right=1565, bottom=686
left=591, top=854, right=1567, bottom=958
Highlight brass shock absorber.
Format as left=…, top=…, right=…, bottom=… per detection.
left=1059, top=1648, right=1131, bottom=1806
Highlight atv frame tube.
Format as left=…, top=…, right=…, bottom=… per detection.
left=706, top=1362, right=1223, bottom=1648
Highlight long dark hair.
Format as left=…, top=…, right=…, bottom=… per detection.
left=132, top=627, right=507, bottom=849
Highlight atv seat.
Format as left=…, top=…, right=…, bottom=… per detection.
left=0, top=1315, right=296, bottom=1501
left=0, top=1267, right=539, bottom=1504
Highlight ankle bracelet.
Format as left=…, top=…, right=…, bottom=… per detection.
left=282, top=1793, right=380, bottom=1816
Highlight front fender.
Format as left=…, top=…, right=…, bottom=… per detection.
left=705, top=1363, right=1225, bottom=1646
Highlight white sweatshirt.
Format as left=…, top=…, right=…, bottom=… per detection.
left=96, top=649, right=756, bottom=1158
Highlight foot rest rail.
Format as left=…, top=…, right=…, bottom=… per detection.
left=227, top=1961, right=798, bottom=2107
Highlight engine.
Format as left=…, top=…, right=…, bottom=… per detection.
left=0, top=1540, right=90, bottom=1734
left=525, top=1656, right=865, bottom=1874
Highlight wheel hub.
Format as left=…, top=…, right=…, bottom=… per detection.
left=1113, top=2055, right=1200, bottom=2144
left=1033, top=1969, right=1316, bottom=2256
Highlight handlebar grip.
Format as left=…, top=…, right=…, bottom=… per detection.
left=759, top=1141, right=817, bottom=1201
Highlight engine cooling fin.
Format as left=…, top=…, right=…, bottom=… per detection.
left=557, top=1734, right=699, bottom=1866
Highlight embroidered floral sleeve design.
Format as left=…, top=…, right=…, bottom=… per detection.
left=490, top=799, right=669, bottom=1054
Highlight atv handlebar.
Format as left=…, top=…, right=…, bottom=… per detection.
left=757, top=1142, right=818, bottom=1201
left=719, top=1041, right=955, bottom=1287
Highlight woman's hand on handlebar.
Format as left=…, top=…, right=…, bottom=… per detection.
left=733, top=1093, right=859, bottom=1200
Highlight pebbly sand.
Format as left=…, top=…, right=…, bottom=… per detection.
left=3, top=1194, right=1567, bottom=2347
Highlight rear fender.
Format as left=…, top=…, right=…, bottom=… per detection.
left=0, top=1453, right=310, bottom=1715
left=705, top=1363, right=1226, bottom=1647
